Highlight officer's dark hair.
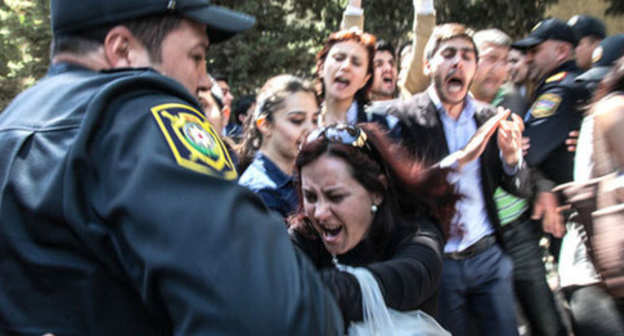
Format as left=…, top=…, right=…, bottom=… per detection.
left=288, top=123, right=459, bottom=255
left=51, top=14, right=183, bottom=63
left=237, top=75, right=319, bottom=174
left=213, top=75, right=228, bottom=83
left=316, top=28, right=377, bottom=108
left=424, top=23, right=478, bottom=62
left=584, top=34, right=603, bottom=45
left=376, top=40, right=396, bottom=60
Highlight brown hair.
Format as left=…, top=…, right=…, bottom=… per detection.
left=315, top=28, right=377, bottom=107
left=289, top=123, right=459, bottom=255
left=237, top=74, right=319, bottom=173
left=424, top=23, right=478, bottom=61
left=52, top=14, right=183, bottom=62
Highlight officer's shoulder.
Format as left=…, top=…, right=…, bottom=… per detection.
left=94, top=68, right=202, bottom=118
left=544, top=71, right=570, bottom=86
left=102, top=68, right=197, bottom=101
left=89, top=70, right=238, bottom=181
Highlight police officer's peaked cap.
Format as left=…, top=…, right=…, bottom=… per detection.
left=512, top=18, right=577, bottom=49
left=568, top=15, right=607, bottom=41
left=576, top=34, right=624, bottom=83
left=50, top=0, right=255, bottom=44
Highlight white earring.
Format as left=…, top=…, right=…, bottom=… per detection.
left=371, top=204, right=378, bottom=213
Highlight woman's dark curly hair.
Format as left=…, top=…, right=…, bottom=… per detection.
left=288, top=123, right=459, bottom=255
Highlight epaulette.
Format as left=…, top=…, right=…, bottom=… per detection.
left=545, top=72, right=568, bottom=84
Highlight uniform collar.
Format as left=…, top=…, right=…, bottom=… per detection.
left=537, top=60, right=579, bottom=87
left=46, top=62, right=93, bottom=76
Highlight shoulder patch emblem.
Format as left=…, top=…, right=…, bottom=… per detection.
left=151, top=103, right=237, bottom=180
left=546, top=72, right=567, bottom=83
left=530, top=93, right=562, bottom=119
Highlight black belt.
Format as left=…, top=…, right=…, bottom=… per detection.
left=444, top=235, right=497, bottom=260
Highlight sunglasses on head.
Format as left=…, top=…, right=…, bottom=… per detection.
left=306, top=124, right=369, bottom=149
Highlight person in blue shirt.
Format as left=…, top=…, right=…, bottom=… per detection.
left=388, top=23, right=530, bottom=336
left=238, top=75, right=320, bottom=218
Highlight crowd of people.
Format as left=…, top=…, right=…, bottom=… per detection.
left=1, top=0, right=624, bottom=335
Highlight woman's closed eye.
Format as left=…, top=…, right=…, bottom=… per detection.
left=289, top=117, right=305, bottom=126
left=303, top=191, right=317, bottom=203
left=327, top=193, right=346, bottom=203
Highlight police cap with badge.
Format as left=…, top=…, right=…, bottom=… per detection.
left=576, top=34, right=624, bottom=88
left=51, top=0, right=255, bottom=44
left=50, top=0, right=256, bottom=180
left=512, top=18, right=578, bottom=50
left=512, top=19, right=585, bottom=184
left=567, top=15, right=607, bottom=42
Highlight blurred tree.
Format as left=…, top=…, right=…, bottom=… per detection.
left=0, top=0, right=561, bottom=111
left=435, top=0, right=559, bottom=39
left=208, top=0, right=558, bottom=102
left=0, top=0, right=51, bottom=110
left=604, top=0, right=624, bottom=15
left=208, top=0, right=340, bottom=99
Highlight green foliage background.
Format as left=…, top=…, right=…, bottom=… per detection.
left=6, top=0, right=622, bottom=111
left=0, top=0, right=50, bottom=110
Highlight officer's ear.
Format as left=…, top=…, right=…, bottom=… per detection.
left=557, top=42, right=574, bottom=62
left=104, top=26, right=150, bottom=69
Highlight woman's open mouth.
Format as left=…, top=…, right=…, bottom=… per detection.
left=320, top=224, right=343, bottom=243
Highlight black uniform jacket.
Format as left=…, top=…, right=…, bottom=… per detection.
left=0, top=63, right=343, bottom=336
left=524, top=60, right=589, bottom=184
left=387, top=91, right=531, bottom=245
left=291, top=217, right=444, bottom=326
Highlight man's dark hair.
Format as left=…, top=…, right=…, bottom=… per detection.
left=51, top=14, right=184, bottom=63
left=213, top=75, right=228, bottom=83
left=375, top=40, right=396, bottom=59
left=232, top=95, right=255, bottom=124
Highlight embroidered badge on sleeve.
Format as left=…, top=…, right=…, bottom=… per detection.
left=151, top=103, right=237, bottom=180
left=530, top=93, right=562, bottom=119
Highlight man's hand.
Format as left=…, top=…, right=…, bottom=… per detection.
left=456, top=108, right=510, bottom=169
left=497, top=110, right=524, bottom=167
left=533, top=191, right=565, bottom=238
left=414, top=0, right=434, bottom=11
left=566, top=130, right=579, bottom=153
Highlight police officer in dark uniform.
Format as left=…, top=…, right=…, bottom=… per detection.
left=513, top=18, right=589, bottom=185
left=0, top=1, right=343, bottom=335
left=576, top=34, right=624, bottom=94
left=512, top=19, right=590, bottom=254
